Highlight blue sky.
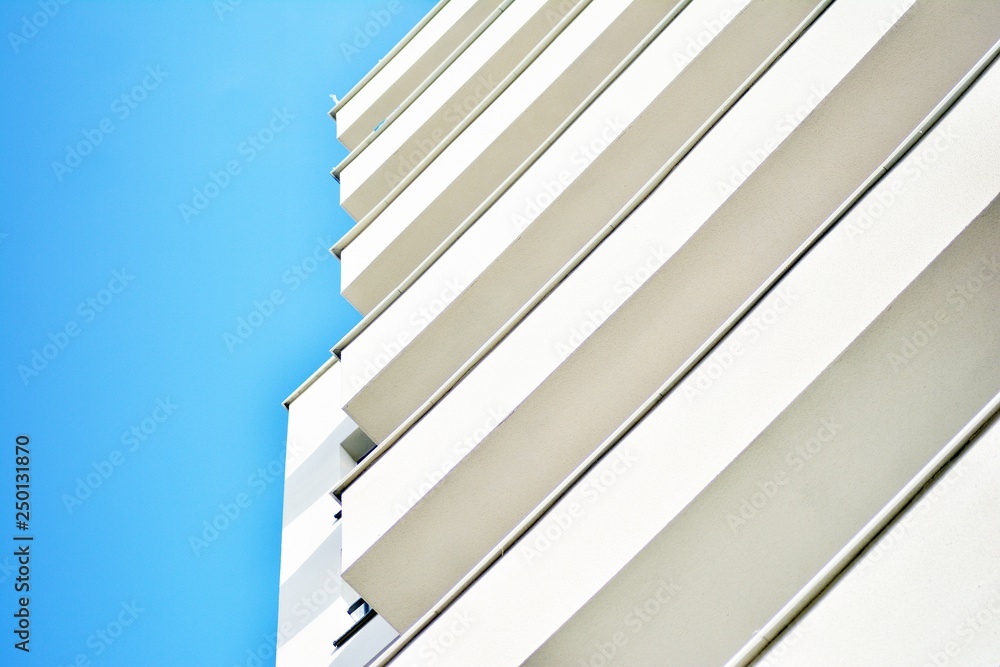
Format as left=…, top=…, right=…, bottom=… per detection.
left=0, top=1, right=433, bottom=664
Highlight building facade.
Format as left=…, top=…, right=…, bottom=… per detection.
left=278, top=0, right=1000, bottom=665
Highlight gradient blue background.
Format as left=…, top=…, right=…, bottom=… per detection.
left=0, top=1, right=433, bottom=664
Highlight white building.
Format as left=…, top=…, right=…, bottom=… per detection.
left=278, top=1, right=1000, bottom=665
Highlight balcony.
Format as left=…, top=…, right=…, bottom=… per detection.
left=373, top=58, right=1000, bottom=662
left=336, top=0, right=690, bottom=313
left=336, top=0, right=1000, bottom=645
left=333, top=0, right=500, bottom=151
left=337, top=0, right=588, bottom=221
